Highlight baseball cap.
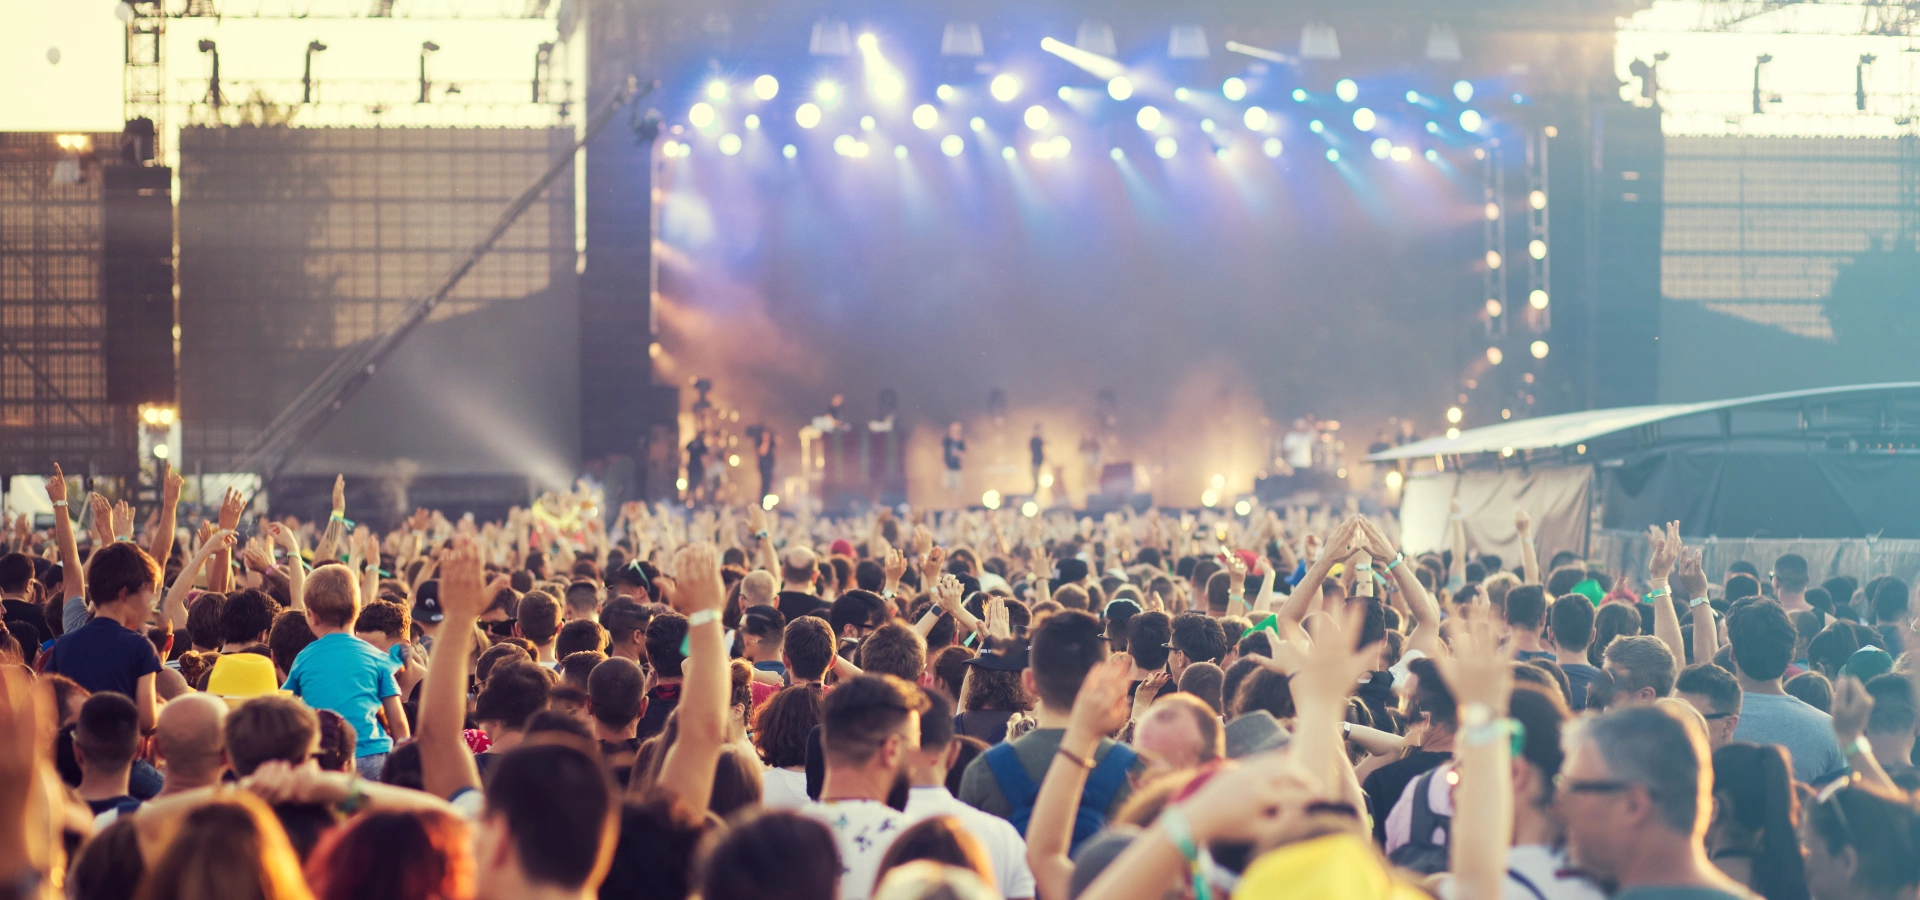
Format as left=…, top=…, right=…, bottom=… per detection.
left=412, top=579, right=444, bottom=625
left=963, top=640, right=1029, bottom=672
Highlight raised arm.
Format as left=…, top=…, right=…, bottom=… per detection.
left=1676, top=547, right=1715, bottom=665
left=1358, top=517, right=1444, bottom=658
left=1646, top=522, right=1686, bottom=664
left=314, top=475, right=347, bottom=563
left=162, top=531, right=231, bottom=630
left=1515, top=508, right=1540, bottom=585
left=1438, top=611, right=1517, bottom=900
left=1447, top=495, right=1467, bottom=588
left=207, top=488, right=244, bottom=593
left=1832, top=677, right=1894, bottom=791
left=653, top=543, right=729, bottom=810
left=419, top=538, right=488, bottom=800
left=1224, top=553, right=1250, bottom=618
left=48, top=466, right=84, bottom=606
left=1029, top=654, right=1133, bottom=900
left=149, top=464, right=184, bottom=571
left=1278, top=518, right=1356, bottom=624
left=269, top=523, right=307, bottom=612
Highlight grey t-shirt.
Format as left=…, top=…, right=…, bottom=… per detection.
left=1729, top=691, right=1848, bottom=783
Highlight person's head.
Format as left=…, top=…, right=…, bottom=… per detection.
left=154, top=692, right=229, bottom=786
left=185, top=592, right=227, bottom=651
left=69, top=817, right=145, bottom=900
left=1505, top=584, right=1547, bottom=632
left=1560, top=705, right=1710, bottom=881
left=739, top=605, right=786, bottom=663
left=515, top=591, right=562, bottom=647
left=473, top=661, right=551, bottom=737
left=1866, top=673, right=1918, bottom=747
left=88, top=541, right=161, bottom=615
left=740, top=569, right=778, bottom=609
left=263, top=610, right=316, bottom=680
left=1772, top=553, right=1810, bottom=595
left=1803, top=781, right=1920, bottom=900
left=1132, top=693, right=1222, bottom=778
left=783, top=615, right=837, bottom=682
left=1126, top=610, right=1172, bottom=672
left=1728, top=600, right=1796, bottom=683
left=1232, top=666, right=1295, bottom=722
left=1726, top=573, right=1763, bottom=604
left=74, top=692, right=140, bottom=776
left=559, top=651, right=605, bottom=693
left=306, top=808, right=473, bottom=900
left=1166, top=612, right=1226, bottom=677
left=875, top=819, right=993, bottom=891
left=782, top=547, right=819, bottom=589
left=1548, top=594, right=1595, bottom=652
left=563, top=581, right=601, bottom=621
left=1709, top=743, right=1806, bottom=900
left=1602, top=635, right=1676, bottom=707
left=1873, top=578, right=1912, bottom=626
left=755, top=684, right=825, bottom=769
left=1508, top=684, right=1570, bottom=814
left=859, top=621, right=928, bottom=682
left=1177, top=661, right=1225, bottom=715
left=224, top=695, right=320, bottom=777
left=821, top=674, right=928, bottom=790
left=135, top=793, right=310, bottom=900
left=0, top=552, right=33, bottom=596
left=1675, top=663, right=1742, bottom=749
left=306, top=564, right=362, bottom=630
left=473, top=744, right=616, bottom=896
left=1545, top=565, right=1588, bottom=598
left=1406, top=657, right=1457, bottom=734
left=1786, top=671, right=1834, bottom=713
left=1807, top=622, right=1866, bottom=679
left=700, top=810, right=839, bottom=900
left=645, top=611, right=689, bottom=679
left=830, top=590, right=891, bottom=642
left=1026, top=609, right=1107, bottom=713
left=600, top=597, right=651, bottom=661
left=587, top=657, right=644, bottom=731
left=556, top=619, right=609, bottom=660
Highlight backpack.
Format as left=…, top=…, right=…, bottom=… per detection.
left=1385, top=769, right=1453, bottom=875
left=984, top=739, right=1136, bottom=853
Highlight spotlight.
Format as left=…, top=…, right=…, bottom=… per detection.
left=1136, top=106, right=1162, bottom=130
left=1308, top=119, right=1324, bottom=133
left=983, top=490, right=1003, bottom=510
left=937, top=84, right=955, bottom=101
left=745, top=114, right=760, bottom=130
left=763, top=494, right=780, bottom=510
left=719, top=133, right=742, bottom=155
left=1385, top=470, right=1403, bottom=490
left=1370, top=137, right=1391, bottom=158
left=1057, top=86, right=1073, bottom=101
left=783, top=144, right=798, bottom=158
left=1447, top=428, right=1461, bottom=439
left=729, top=454, right=741, bottom=467
left=1291, top=88, right=1307, bottom=102
left=1390, top=146, right=1412, bottom=161
left=1024, top=105, right=1050, bottom=129
left=1110, top=147, right=1125, bottom=160
left=1051, top=135, right=1071, bottom=157
left=1201, top=488, right=1220, bottom=508
left=1425, top=148, right=1438, bottom=161
left=1021, top=500, right=1040, bottom=518
left=1222, top=77, right=1246, bottom=101
left=1215, top=147, right=1229, bottom=160
left=1486, top=251, right=1502, bottom=269
left=1108, top=76, right=1132, bottom=100
left=912, top=104, right=938, bottom=129
left=688, top=102, right=716, bottom=128
left=856, top=33, right=877, bottom=51
left=990, top=74, right=1020, bottom=102
left=1335, top=78, right=1358, bottom=102
left=1200, top=118, right=1216, bottom=133
left=1426, top=121, right=1441, bottom=134
left=1459, top=109, right=1482, bottom=132
left=860, top=115, right=876, bottom=131
left=1529, top=190, right=1546, bottom=209
left=706, top=80, right=727, bottom=100
left=941, top=134, right=964, bottom=156
left=1529, top=239, right=1547, bottom=259
left=1326, top=148, right=1339, bottom=161
left=1263, top=137, right=1282, bottom=157
left=1155, top=136, right=1177, bottom=158
left=1531, top=340, right=1550, bottom=359
left=834, top=134, right=856, bottom=155
left=1174, top=87, right=1191, bottom=102
left=677, top=478, right=689, bottom=490
left=815, top=81, right=840, bottom=102
left=1032, top=140, right=1055, bottom=159
left=153, top=442, right=170, bottom=459
left=1529, top=289, right=1549, bottom=309
left=1352, top=107, right=1376, bottom=131
left=1453, top=80, right=1474, bottom=102
left=1487, top=346, right=1504, bottom=365
left=894, top=144, right=908, bottom=159
left=1001, top=146, right=1016, bottom=159
left=1486, top=299, right=1504, bottom=317
left=1234, top=499, right=1252, bottom=516
left=754, top=74, right=779, bottom=100
left=1446, top=406, right=1463, bottom=424
left=873, top=74, right=904, bottom=101
left=1244, top=106, right=1268, bottom=130
left=970, top=116, right=985, bottom=131
left=795, top=103, right=822, bottom=128
left=1485, top=203, right=1500, bottom=220
left=1406, top=90, right=1420, bottom=103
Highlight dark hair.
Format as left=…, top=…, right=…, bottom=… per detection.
left=354, top=599, right=409, bottom=640
left=700, top=811, right=839, bottom=900
left=1505, top=585, right=1547, bottom=629
left=68, top=817, right=145, bottom=900
left=1675, top=662, right=1741, bottom=716
left=1232, top=667, right=1294, bottom=721
left=1808, top=783, right=1920, bottom=893
left=560, top=651, right=607, bottom=691
left=217, top=588, right=277, bottom=647
left=87, top=542, right=160, bottom=607
left=601, top=598, right=651, bottom=649
left=185, top=592, right=227, bottom=650
left=875, top=816, right=993, bottom=886
left=1548, top=594, right=1595, bottom=651
left=1508, top=684, right=1569, bottom=797
left=476, top=642, right=531, bottom=685
left=1866, top=673, right=1917, bottom=737
left=1168, top=613, right=1227, bottom=665
left=1784, top=672, right=1832, bottom=713
left=379, top=742, right=424, bottom=791
left=821, top=674, right=929, bottom=766
left=75, top=692, right=140, bottom=770
left=783, top=616, right=836, bottom=682
left=486, top=744, right=615, bottom=891
left=314, top=709, right=358, bottom=772
left=916, top=687, right=956, bottom=750
left=1874, top=578, right=1912, bottom=624
left=588, top=657, right=644, bottom=729
left=858, top=622, right=927, bottom=682
left=830, top=590, right=891, bottom=638
left=1807, top=623, right=1865, bottom=677
left=1204, top=571, right=1233, bottom=615
left=1587, top=604, right=1642, bottom=668
left=306, top=808, right=473, bottom=900
left=741, top=605, right=786, bottom=643
left=1726, top=573, right=1762, bottom=603
left=1178, top=661, right=1225, bottom=715
left=1604, top=635, right=1677, bottom=700
left=1545, top=566, right=1587, bottom=599
left=1407, top=657, right=1458, bottom=728
left=929, top=645, right=973, bottom=702
left=224, top=695, right=319, bottom=776
left=756, top=684, right=824, bottom=769
left=557, top=620, right=610, bottom=660
left=1771, top=553, right=1810, bottom=592
left=474, top=661, right=551, bottom=731
left=526, top=709, right=595, bottom=742
left=1711, top=743, right=1808, bottom=900
left=1820, top=577, right=1858, bottom=613
left=1221, top=657, right=1261, bottom=718
left=1728, top=600, right=1796, bottom=682
left=646, top=612, right=689, bottom=678
left=1029, top=610, right=1108, bottom=711
left=0, top=553, right=33, bottom=594
left=517, top=591, right=563, bottom=645
left=1126, top=611, right=1171, bottom=671
left=855, top=560, right=886, bottom=593
left=564, top=581, right=601, bottom=617
left=603, top=797, right=714, bottom=900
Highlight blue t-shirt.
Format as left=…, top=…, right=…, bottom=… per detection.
left=46, top=616, right=161, bottom=699
left=1731, top=691, right=1849, bottom=784
left=284, top=632, right=401, bottom=757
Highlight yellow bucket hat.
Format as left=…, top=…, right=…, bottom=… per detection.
left=1233, top=833, right=1430, bottom=900
left=205, top=653, right=288, bottom=706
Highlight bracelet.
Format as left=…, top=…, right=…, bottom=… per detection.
left=1463, top=716, right=1523, bottom=750
left=1384, top=553, right=1406, bottom=573
left=1643, top=587, right=1671, bottom=602
left=1161, top=806, right=1201, bottom=863
left=1056, top=746, right=1095, bottom=770
left=687, top=609, right=720, bottom=628
left=1688, top=596, right=1710, bottom=609
left=1849, top=735, right=1874, bottom=757
left=52, top=500, right=68, bottom=508
left=1355, top=563, right=1374, bottom=572
left=341, top=774, right=368, bottom=815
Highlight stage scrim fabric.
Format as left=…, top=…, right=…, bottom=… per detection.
left=1399, top=467, right=1593, bottom=570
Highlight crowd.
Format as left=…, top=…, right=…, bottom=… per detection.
left=3, top=466, right=1920, bottom=900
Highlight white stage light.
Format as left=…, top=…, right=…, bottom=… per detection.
left=1108, top=77, right=1132, bottom=100
left=873, top=74, right=904, bottom=101
left=1531, top=341, right=1550, bottom=359
left=941, top=134, right=964, bottom=156
left=1406, top=90, right=1420, bottom=103
left=1425, top=148, right=1438, bottom=161
left=745, top=114, right=761, bottom=130
left=894, top=144, right=908, bottom=159
left=1487, top=346, right=1504, bottom=365
left=1001, top=146, right=1016, bottom=159
left=1291, top=88, right=1306, bottom=102
left=754, top=75, right=779, bottom=100
left=1459, top=109, right=1483, bottom=132
left=1352, top=107, right=1376, bottom=131
left=1530, top=239, right=1547, bottom=259
left=1263, top=137, right=1282, bottom=157
left=1335, top=78, right=1358, bottom=102
left=1174, top=87, right=1191, bottom=102
left=970, top=116, right=985, bottom=131
left=937, top=84, right=954, bottom=101
left=1529, top=289, right=1549, bottom=309
left=1326, top=148, right=1340, bottom=161
left=782, top=144, right=797, bottom=158
left=688, top=102, right=715, bottom=128
left=719, top=133, right=742, bottom=155
left=983, top=490, right=1002, bottom=510
left=860, top=115, right=875, bottom=131
left=1024, top=105, right=1050, bottom=129
left=1371, top=137, right=1391, bottom=158
left=1057, top=86, right=1072, bottom=101
left=1155, top=136, right=1177, bottom=158
left=1136, top=106, right=1162, bottom=130
left=990, top=74, right=1020, bottom=102
left=1390, top=145, right=1412, bottom=161
left=1454, top=80, right=1474, bottom=102
left=1051, top=135, right=1071, bottom=157
left=1222, top=77, right=1246, bottom=101
left=856, top=33, right=877, bottom=51
left=1110, top=147, right=1125, bottom=160
left=816, top=81, right=840, bottom=102
left=912, top=104, right=938, bottom=129
left=833, top=134, right=855, bottom=155
left=795, top=103, right=822, bottom=128
left=1308, top=119, right=1323, bottom=133
left=706, top=81, right=727, bottom=101
left=1200, top=118, right=1215, bottom=133
left=1244, top=106, right=1268, bottom=130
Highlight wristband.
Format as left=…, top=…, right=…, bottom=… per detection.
left=1688, top=596, right=1710, bottom=609
left=52, top=500, right=68, bottom=508
left=687, top=609, right=720, bottom=628
left=1355, top=563, right=1374, bottom=572
left=1463, top=717, right=1525, bottom=753
left=1849, top=735, right=1874, bottom=757
left=1384, top=553, right=1406, bottom=573
left=1161, top=806, right=1201, bottom=863
left=1643, top=587, right=1671, bottom=602
left=753, top=530, right=769, bottom=540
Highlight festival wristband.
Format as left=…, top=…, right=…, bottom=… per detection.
left=1688, top=596, right=1710, bottom=609
left=1161, top=806, right=1201, bottom=862
left=1384, top=553, right=1406, bottom=572
left=1643, top=587, right=1671, bottom=602
left=52, top=500, right=68, bottom=508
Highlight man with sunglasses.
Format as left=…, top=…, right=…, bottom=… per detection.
left=1558, top=705, right=1754, bottom=899
left=1675, top=662, right=1742, bottom=750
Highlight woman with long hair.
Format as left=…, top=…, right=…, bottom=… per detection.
left=1802, top=779, right=1920, bottom=900
left=135, top=793, right=314, bottom=900
left=1587, top=603, right=1642, bottom=668
left=955, top=651, right=1031, bottom=744
left=754, top=684, right=823, bottom=810
left=1708, top=743, right=1807, bottom=900
left=305, top=808, right=475, bottom=900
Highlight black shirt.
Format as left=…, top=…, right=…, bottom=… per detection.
left=636, top=682, right=682, bottom=741
left=778, top=591, right=830, bottom=623
left=942, top=436, right=966, bottom=471
left=1029, top=436, right=1045, bottom=466
left=1363, top=749, right=1452, bottom=843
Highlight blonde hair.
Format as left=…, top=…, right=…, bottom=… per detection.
left=872, top=861, right=996, bottom=900
left=305, top=564, right=361, bottom=629
left=135, top=792, right=315, bottom=900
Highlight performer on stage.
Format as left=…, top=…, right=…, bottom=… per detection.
left=941, top=422, right=966, bottom=508
left=756, top=427, right=776, bottom=502
left=1029, top=423, right=1046, bottom=494
left=685, top=430, right=710, bottom=505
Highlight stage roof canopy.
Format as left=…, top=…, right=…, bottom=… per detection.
left=1368, top=382, right=1920, bottom=464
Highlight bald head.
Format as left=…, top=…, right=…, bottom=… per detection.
left=1134, top=694, right=1222, bottom=777
left=742, top=570, right=777, bottom=607
left=782, top=547, right=819, bottom=589
left=154, top=693, right=229, bottom=792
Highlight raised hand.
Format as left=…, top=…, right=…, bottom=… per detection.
left=1514, top=508, right=1531, bottom=536
left=672, top=543, right=726, bottom=615
left=46, top=463, right=68, bottom=505
left=408, top=508, right=431, bottom=532
left=438, top=537, right=487, bottom=621
left=1070, top=655, right=1136, bottom=740
left=1435, top=606, right=1514, bottom=710
left=921, top=546, right=947, bottom=584
left=218, top=486, right=245, bottom=531
left=1645, top=520, right=1681, bottom=580
left=111, top=500, right=133, bottom=540
left=1131, top=669, right=1170, bottom=723
left=1177, top=756, right=1322, bottom=845
left=1833, top=676, right=1875, bottom=746
left=330, top=475, right=346, bottom=517
left=1146, top=590, right=1166, bottom=613
left=86, top=494, right=114, bottom=546
left=985, top=596, right=1012, bottom=640
left=1226, top=552, right=1248, bottom=580
left=161, top=463, right=184, bottom=506
left=911, top=525, right=933, bottom=559
left=1286, top=601, right=1382, bottom=709
left=1675, top=547, right=1708, bottom=602
left=933, top=573, right=964, bottom=614
left=882, top=549, right=907, bottom=587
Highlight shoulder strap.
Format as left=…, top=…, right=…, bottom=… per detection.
left=983, top=742, right=1037, bottom=808
left=1405, top=771, right=1438, bottom=842
left=1079, top=743, right=1138, bottom=815
left=1504, top=867, right=1550, bottom=900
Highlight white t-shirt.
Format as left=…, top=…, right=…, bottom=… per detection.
left=762, top=765, right=811, bottom=810
left=905, top=785, right=1037, bottom=900
left=1434, top=845, right=1607, bottom=900
left=801, top=799, right=909, bottom=900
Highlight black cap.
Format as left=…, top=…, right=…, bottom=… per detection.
left=609, top=559, right=651, bottom=590
left=411, top=579, right=444, bottom=625
left=963, top=640, right=1029, bottom=672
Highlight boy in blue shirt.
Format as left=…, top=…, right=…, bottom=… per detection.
left=283, top=564, right=409, bottom=778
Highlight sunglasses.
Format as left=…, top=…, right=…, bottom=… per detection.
left=1700, top=712, right=1735, bottom=721
left=485, top=619, right=517, bottom=637
left=1553, top=775, right=1642, bottom=796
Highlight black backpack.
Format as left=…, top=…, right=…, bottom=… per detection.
left=1384, top=769, right=1452, bottom=875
